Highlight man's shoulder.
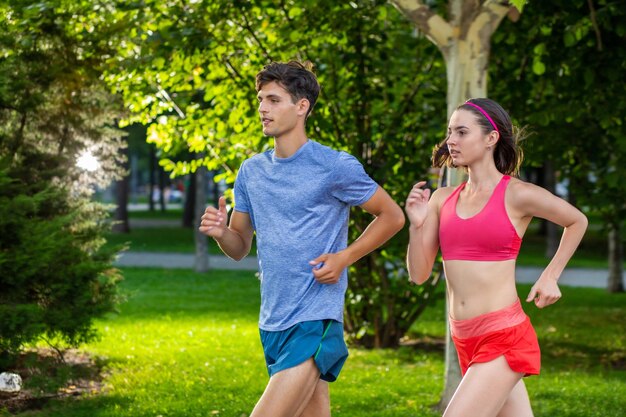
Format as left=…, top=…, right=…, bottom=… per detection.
left=240, top=150, right=272, bottom=168
left=309, top=139, right=339, bottom=154
left=308, top=140, right=358, bottom=166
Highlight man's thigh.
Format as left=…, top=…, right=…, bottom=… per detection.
left=299, top=380, right=330, bottom=417
left=250, top=358, right=322, bottom=417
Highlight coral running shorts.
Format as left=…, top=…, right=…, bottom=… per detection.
left=450, top=299, right=541, bottom=376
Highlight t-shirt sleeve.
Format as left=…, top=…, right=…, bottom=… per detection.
left=233, top=161, right=250, bottom=213
left=330, top=152, right=379, bottom=206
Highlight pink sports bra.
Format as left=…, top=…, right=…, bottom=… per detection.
left=439, top=175, right=522, bottom=261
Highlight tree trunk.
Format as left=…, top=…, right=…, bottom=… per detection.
left=194, top=164, right=209, bottom=272
left=543, top=162, right=559, bottom=258
left=183, top=172, right=197, bottom=228
left=607, top=222, right=624, bottom=293
left=158, top=167, right=166, bottom=212
left=112, top=144, right=130, bottom=233
left=211, top=170, right=220, bottom=207
left=389, top=0, right=514, bottom=410
left=148, top=144, right=156, bottom=211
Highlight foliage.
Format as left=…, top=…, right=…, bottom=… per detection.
left=0, top=158, right=122, bottom=363
left=105, top=0, right=449, bottom=347
left=491, top=0, right=626, bottom=225
left=0, top=0, right=126, bottom=362
left=0, top=0, right=126, bottom=191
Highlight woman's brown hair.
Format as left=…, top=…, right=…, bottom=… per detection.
left=432, top=98, right=524, bottom=176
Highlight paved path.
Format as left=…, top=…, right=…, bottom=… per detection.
left=115, top=251, right=259, bottom=271
left=516, top=266, right=610, bottom=289
left=114, top=252, right=617, bottom=289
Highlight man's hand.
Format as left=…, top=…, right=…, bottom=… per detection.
left=309, top=252, right=350, bottom=284
left=199, top=196, right=229, bottom=239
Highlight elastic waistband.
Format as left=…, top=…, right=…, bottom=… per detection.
left=450, top=299, right=527, bottom=339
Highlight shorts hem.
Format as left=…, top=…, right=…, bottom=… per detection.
left=466, top=353, right=541, bottom=377
left=261, top=319, right=348, bottom=383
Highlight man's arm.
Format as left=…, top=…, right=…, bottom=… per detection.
left=310, top=186, right=405, bottom=283
left=199, top=196, right=254, bottom=261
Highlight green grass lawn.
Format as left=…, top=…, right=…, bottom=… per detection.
left=517, top=225, right=610, bottom=269
left=104, top=226, right=200, bottom=253
left=8, top=268, right=625, bottom=417
left=128, top=208, right=186, bottom=220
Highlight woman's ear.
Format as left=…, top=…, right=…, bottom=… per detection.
left=487, top=130, right=500, bottom=148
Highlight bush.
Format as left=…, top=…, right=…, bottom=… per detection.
left=0, top=154, right=122, bottom=366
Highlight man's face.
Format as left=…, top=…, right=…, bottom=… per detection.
left=257, top=81, right=307, bottom=138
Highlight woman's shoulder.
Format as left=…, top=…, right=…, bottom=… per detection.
left=431, top=185, right=458, bottom=206
left=506, top=177, right=552, bottom=205
left=507, top=177, right=542, bottom=192
left=432, top=185, right=458, bottom=196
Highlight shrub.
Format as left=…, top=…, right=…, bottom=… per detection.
left=0, top=153, right=122, bottom=366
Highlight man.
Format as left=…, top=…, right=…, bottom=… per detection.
left=199, top=61, right=404, bottom=416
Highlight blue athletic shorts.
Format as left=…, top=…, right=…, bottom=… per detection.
left=259, top=319, right=348, bottom=382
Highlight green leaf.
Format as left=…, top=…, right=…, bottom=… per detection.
left=288, top=7, right=302, bottom=19
left=508, top=0, right=527, bottom=12
left=532, top=60, right=546, bottom=75
left=564, top=31, right=576, bottom=47
left=533, top=43, right=546, bottom=55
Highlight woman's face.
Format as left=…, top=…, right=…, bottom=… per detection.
left=446, top=109, right=494, bottom=167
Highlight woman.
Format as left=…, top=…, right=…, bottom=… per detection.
left=405, top=98, right=587, bottom=417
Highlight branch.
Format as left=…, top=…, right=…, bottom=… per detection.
left=474, top=0, right=513, bottom=39
left=586, top=0, right=603, bottom=51
left=389, top=0, right=453, bottom=48
left=240, top=12, right=274, bottom=62
left=224, top=57, right=244, bottom=82
left=156, top=87, right=186, bottom=118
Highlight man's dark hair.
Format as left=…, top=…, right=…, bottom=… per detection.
left=256, top=60, right=320, bottom=118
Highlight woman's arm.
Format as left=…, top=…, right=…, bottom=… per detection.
left=510, top=181, right=588, bottom=308
left=405, top=183, right=446, bottom=284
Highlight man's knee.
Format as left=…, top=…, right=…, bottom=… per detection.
left=299, top=380, right=330, bottom=417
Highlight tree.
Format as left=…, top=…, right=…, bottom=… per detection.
left=490, top=0, right=626, bottom=293
left=105, top=0, right=449, bottom=347
left=389, top=0, right=525, bottom=408
left=0, top=0, right=126, bottom=362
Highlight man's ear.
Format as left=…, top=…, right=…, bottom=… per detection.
left=297, top=98, right=310, bottom=117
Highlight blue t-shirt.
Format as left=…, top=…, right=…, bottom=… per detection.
left=234, top=140, right=378, bottom=331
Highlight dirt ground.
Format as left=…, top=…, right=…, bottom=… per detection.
left=0, top=348, right=106, bottom=414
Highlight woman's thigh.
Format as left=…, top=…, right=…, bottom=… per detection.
left=443, top=356, right=525, bottom=417
left=497, top=379, right=533, bottom=417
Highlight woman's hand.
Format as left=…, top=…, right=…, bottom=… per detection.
left=405, top=181, right=431, bottom=228
left=526, top=274, right=562, bottom=308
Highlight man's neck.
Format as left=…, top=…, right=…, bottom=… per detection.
left=273, top=132, right=309, bottom=158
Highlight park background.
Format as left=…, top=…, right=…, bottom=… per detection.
left=0, top=0, right=625, bottom=416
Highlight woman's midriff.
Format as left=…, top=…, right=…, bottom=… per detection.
left=444, top=259, right=519, bottom=320
left=449, top=298, right=527, bottom=339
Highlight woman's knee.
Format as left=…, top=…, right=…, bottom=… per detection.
left=443, top=356, right=524, bottom=417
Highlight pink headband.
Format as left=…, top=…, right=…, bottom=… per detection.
left=465, top=101, right=499, bottom=134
